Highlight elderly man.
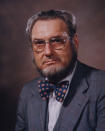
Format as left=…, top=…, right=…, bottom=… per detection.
left=15, top=10, right=105, bottom=131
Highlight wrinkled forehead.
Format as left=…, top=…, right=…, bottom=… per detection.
left=31, top=18, right=69, bottom=40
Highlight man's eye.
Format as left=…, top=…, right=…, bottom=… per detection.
left=51, top=38, right=64, bottom=43
left=33, top=40, right=45, bottom=45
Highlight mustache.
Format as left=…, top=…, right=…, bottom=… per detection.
left=42, top=56, right=60, bottom=64
left=42, top=59, right=57, bottom=64
left=32, top=56, right=60, bottom=65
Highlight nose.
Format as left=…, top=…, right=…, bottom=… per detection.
left=44, top=43, right=53, bottom=56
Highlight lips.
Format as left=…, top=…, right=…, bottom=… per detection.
left=43, top=60, right=56, bottom=65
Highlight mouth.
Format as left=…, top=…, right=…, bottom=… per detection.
left=43, top=60, right=57, bottom=65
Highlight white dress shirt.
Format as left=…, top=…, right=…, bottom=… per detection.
left=48, top=63, right=77, bottom=131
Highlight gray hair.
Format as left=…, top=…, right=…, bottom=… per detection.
left=26, top=9, right=77, bottom=42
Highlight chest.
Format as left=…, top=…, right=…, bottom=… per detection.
left=26, top=95, right=97, bottom=131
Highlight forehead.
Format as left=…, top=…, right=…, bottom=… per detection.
left=31, top=18, right=68, bottom=39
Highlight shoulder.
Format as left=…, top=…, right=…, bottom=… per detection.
left=19, top=77, right=41, bottom=101
left=78, top=61, right=105, bottom=95
left=77, top=60, right=105, bottom=79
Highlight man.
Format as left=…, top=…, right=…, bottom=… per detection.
left=15, top=10, right=105, bottom=131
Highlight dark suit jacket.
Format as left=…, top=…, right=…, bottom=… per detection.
left=15, top=61, right=105, bottom=131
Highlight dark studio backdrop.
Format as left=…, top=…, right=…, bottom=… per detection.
left=0, top=0, right=105, bottom=130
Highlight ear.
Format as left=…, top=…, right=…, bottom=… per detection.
left=73, top=34, right=79, bottom=50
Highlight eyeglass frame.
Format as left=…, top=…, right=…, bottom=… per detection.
left=31, top=34, right=71, bottom=53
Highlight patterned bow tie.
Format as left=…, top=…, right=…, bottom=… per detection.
left=38, top=79, right=69, bottom=102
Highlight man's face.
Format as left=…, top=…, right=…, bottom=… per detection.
left=31, top=18, right=78, bottom=79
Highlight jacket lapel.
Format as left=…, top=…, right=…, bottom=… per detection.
left=60, top=80, right=89, bottom=131
left=40, top=98, right=49, bottom=131
left=27, top=77, right=48, bottom=131
left=54, top=61, right=90, bottom=131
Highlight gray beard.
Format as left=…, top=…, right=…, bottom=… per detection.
left=33, top=49, right=77, bottom=83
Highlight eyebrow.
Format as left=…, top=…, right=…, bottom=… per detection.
left=32, top=35, right=64, bottom=41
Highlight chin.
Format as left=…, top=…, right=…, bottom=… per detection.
left=42, top=64, right=65, bottom=77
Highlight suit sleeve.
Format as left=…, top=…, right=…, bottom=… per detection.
left=96, top=84, right=105, bottom=131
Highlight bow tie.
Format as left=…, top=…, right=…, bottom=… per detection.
left=38, top=79, right=69, bottom=102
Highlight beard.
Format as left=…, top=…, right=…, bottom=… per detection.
left=33, top=44, right=77, bottom=83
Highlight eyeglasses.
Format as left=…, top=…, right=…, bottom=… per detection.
left=32, top=36, right=70, bottom=53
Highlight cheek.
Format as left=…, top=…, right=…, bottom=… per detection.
left=33, top=53, right=43, bottom=68
left=58, top=47, right=73, bottom=65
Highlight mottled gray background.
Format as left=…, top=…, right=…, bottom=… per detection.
left=0, top=0, right=105, bottom=130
